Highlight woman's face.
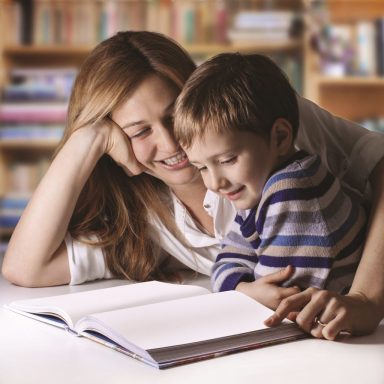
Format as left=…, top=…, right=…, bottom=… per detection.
left=111, top=74, right=199, bottom=189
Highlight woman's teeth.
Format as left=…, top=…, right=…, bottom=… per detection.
left=162, top=152, right=187, bottom=165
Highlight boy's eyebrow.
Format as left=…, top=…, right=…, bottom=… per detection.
left=120, top=100, right=176, bottom=130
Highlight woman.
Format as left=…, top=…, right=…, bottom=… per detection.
left=2, top=31, right=384, bottom=340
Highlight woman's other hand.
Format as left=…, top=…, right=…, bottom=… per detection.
left=264, top=287, right=383, bottom=340
left=92, top=117, right=145, bottom=176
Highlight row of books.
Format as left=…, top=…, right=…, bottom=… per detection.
left=228, top=10, right=301, bottom=44
left=359, top=116, right=384, bottom=133
left=0, top=125, right=64, bottom=140
left=317, top=19, right=384, bottom=77
left=0, top=195, right=29, bottom=229
left=3, top=1, right=302, bottom=46
left=7, top=158, right=50, bottom=195
left=1, top=68, right=71, bottom=143
left=0, top=157, right=51, bottom=230
left=3, top=68, right=77, bottom=102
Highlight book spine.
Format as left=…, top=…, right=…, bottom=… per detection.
left=375, top=18, right=384, bottom=76
left=17, top=0, right=34, bottom=45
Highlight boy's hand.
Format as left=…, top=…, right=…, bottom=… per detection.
left=236, top=266, right=300, bottom=310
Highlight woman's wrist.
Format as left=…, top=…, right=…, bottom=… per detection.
left=69, top=124, right=109, bottom=158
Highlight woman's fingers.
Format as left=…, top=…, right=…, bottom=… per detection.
left=264, top=288, right=313, bottom=327
left=294, top=289, right=331, bottom=332
left=103, top=117, right=145, bottom=176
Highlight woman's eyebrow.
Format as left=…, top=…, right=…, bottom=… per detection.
left=121, top=120, right=145, bottom=129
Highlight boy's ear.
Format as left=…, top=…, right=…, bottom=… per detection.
left=271, top=118, right=294, bottom=156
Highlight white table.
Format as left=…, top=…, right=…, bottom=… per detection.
left=1, top=258, right=383, bottom=384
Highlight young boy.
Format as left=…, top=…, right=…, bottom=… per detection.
left=174, top=53, right=367, bottom=309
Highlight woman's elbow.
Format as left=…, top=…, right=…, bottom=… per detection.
left=2, top=261, right=39, bottom=287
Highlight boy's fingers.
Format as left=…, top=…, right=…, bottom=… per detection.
left=280, top=286, right=301, bottom=298
left=262, top=265, right=294, bottom=284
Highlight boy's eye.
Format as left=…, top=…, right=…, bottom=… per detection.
left=197, top=166, right=207, bottom=172
left=220, top=156, right=237, bottom=165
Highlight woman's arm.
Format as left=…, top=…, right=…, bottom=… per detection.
left=2, top=128, right=105, bottom=287
left=2, top=122, right=142, bottom=287
left=265, top=157, right=384, bottom=339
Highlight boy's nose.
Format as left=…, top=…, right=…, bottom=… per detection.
left=207, top=170, right=227, bottom=192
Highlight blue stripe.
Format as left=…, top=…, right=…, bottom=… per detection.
left=220, top=272, right=255, bottom=291
left=235, top=214, right=244, bottom=225
left=258, top=255, right=333, bottom=268
left=260, top=234, right=334, bottom=248
left=250, top=237, right=261, bottom=249
left=256, top=171, right=335, bottom=234
left=264, top=155, right=320, bottom=193
left=216, top=253, right=258, bottom=263
left=239, top=209, right=257, bottom=238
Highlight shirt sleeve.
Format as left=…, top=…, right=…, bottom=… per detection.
left=65, top=233, right=112, bottom=285
left=296, top=96, right=384, bottom=199
left=211, top=217, right=257, bottom=292
left=254, top=155, right=365, bottom=292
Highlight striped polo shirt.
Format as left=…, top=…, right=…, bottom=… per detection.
left=211, top=151, right=367, bottom=293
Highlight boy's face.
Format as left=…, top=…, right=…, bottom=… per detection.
left=184, top=129, right=280, bottom=210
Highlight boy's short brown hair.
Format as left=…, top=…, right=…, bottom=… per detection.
left=174, top=53, right=299, bottom=147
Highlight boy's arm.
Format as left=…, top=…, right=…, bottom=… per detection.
left=211, top=234, right=257, bottom=293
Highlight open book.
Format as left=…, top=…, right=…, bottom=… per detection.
left=4, top=281, right=307, bottom=369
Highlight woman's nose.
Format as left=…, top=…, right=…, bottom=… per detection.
left=156, top=123, right=179, bottom=152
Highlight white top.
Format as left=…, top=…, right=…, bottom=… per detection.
left=66, top=97, right=384, bottom=285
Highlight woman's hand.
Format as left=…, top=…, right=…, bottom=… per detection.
left=264, top=288, right=383, bottom=340
left=236, top=266, right=301, bottom=310
left=92, top=117, right=145, bottom=176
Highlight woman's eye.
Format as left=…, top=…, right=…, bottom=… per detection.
left=220, top=156, right=237, bottom=165
left=129, top=127, right=151, bottom=139
left=197, top=166, right=207, bottom=172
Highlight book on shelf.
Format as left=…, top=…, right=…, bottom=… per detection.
left=0, top=124, right=64, bottom=140
left=4, top=281, right=307, bottom=369
left=0, top=102, right=68, bottom=123
left=4, top=68, right=77, bottom=102
left=228, top=10, right=296, bottom=44
left=4, top=0, right=233, bottom=46
left=0, top=194, right=29, bottom=229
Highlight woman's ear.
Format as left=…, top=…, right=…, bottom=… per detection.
left=270, top=118, right=294, bottom=156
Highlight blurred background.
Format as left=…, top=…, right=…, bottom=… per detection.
left=0, top=0, right=384, bottom=251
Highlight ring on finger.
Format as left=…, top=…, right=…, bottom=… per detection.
left=314, top=316, right=327, bottom=327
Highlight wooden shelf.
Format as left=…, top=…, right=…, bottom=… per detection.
left=3, top=45, right=93, bottom=56
left=4, top=39, right=303, bottom=58
left=0, top=139, right=60, bottom=149
left=316, top=75, right=384, bottom=86
left=184, top=39, right=303, bottom=55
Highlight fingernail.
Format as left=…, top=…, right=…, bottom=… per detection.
left=264, top=318, right=273, bottom=326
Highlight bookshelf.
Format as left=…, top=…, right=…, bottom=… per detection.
left=0, top=0, right=306, bottom=240
left=304, top=0, right=384, bottom=122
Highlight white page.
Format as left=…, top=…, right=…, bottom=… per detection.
left=8, top=281, right=210, bottom=329
left=78, top=290, right=276, bottom=350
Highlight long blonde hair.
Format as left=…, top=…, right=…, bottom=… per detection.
left=56, top=31, right=196, bottom=281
